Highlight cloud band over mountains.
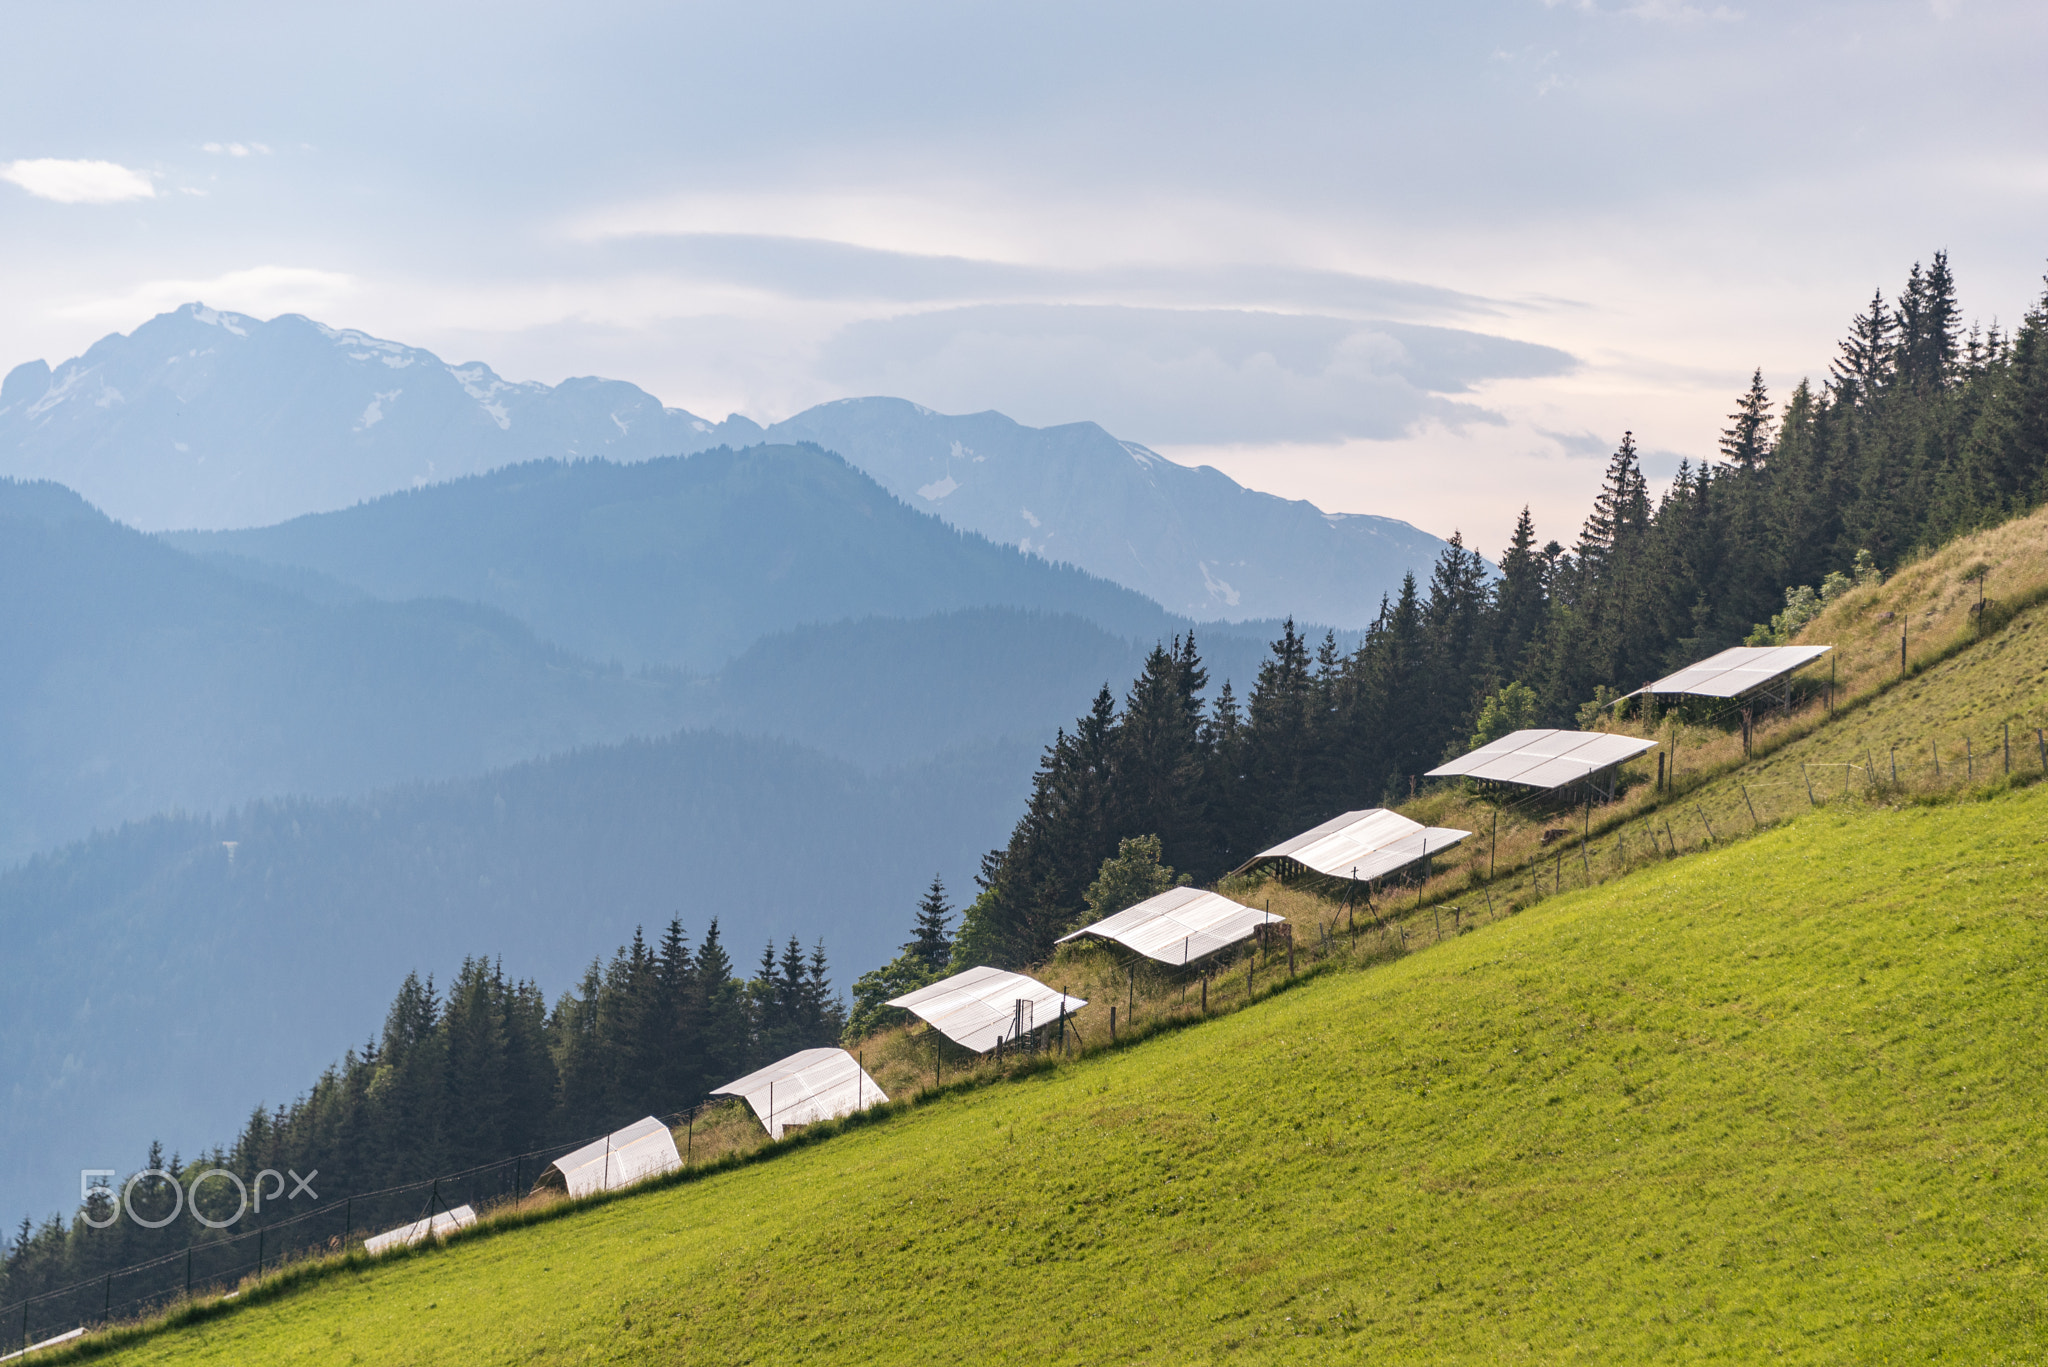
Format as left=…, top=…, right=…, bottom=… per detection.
left=815, top=303, right=1575, bottom=445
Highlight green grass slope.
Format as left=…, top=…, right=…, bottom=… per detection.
left=90, top=786, right=2048, bottom=1364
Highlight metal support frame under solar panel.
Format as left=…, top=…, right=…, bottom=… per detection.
left=1456, top=764, right=1628, bottom=810
left=1252, top=850, right=1443, bottom=902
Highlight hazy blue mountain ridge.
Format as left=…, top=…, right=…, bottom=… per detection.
left=2, top=305, right=1459, bottom=623
left=167, top=443, right=1246, bottom=672
left=0, top=478, right=695, bottom=863
left=756, top=397, right=1460, bottom=624
left=6, top=468, right=1288, bottom=862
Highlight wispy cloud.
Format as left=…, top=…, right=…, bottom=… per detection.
left=202, top=142, right=272, bottom=157
left=53, top=266, right=357, bottom=324
left=588, top=232, right=1509, bottom=323
left=0, top=159, right=155, bottom=205
left=815, top=303, right=1575, bottom=445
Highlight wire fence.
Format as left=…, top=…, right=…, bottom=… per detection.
left=0, top=1095, right=751, bottom=1356
left=1459, top=717, right=2048, bottom=914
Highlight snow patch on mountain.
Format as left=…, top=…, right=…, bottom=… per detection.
left=1198, top=560, right=1242, bottom=609
left=447, top=365, right=519, bottom=430
left=354, top=390, right=401, bottom=432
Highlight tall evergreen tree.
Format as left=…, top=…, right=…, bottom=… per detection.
left=906, top=876, right=953, bottom=972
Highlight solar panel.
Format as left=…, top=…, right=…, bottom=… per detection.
left=887, top=967, right=1086, bottom=1053
left=363, top=1203, right=477, bottom=1255
left=1233, top=808, right=1471, bottom=883
left=1632, top=644, right=1831, bottom=699
left=1426, top=729, right=1657, bottom=789
left=1055, top=885, right=1281, bottom=964
left=550, top=1116, right=683, bottom=1198
left=712, top=1047, right=888, bottom=1139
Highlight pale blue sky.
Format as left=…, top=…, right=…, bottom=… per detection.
left=3, top=0, right=2044, bottom=541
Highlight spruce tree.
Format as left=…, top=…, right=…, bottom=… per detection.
left=1719, top=369, right=1775, bottom=468
left=906, top=876, right=953, bottom=972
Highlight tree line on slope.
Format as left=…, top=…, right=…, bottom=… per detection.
left=957, top=252, right=2048, bottom=969
left=2, top=920, right=844, bottom=1311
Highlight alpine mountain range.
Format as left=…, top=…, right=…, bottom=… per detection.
left=0, top=303, right=1464, bottom=1228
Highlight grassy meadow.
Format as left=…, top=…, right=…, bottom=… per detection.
left=69, top=780, right=2048, bottom=1364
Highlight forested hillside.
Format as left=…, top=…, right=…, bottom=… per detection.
left=0, top=729, right=1022, bottom=1237
left=0, top=918, right=851, bottom=1315
left=962, top=253, right=2048, bottom=966
left=0, top=478, right=693, bottom=863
